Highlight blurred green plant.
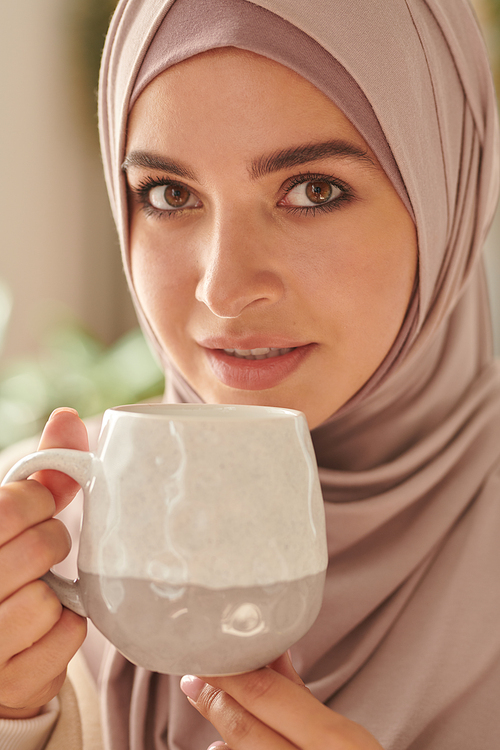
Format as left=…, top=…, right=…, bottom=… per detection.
left=68, top=0, right=120, bottom=139
left=73, top=0, right=119, bottom=91
left=481, top=0, right=500, bottom=92
left=0, top=318, right=164, bottom=449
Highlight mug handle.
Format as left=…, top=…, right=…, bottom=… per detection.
left=2, top=448, right=95, bottom=618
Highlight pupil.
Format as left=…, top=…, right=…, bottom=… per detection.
left=306, top=180, right=332, bottom=204
left=165, top=183, right=189, bottom=207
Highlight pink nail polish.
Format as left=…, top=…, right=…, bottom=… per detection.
left=180, top=675, right=206, bottom=702
left=207, top=742, right=225, bottom=750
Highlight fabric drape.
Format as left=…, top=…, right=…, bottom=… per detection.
left=97, top=1, right=500, bottom=748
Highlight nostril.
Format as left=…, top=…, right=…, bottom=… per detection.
left=195, top=269, right=284, bottom=319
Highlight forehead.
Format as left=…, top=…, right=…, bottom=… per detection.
left=126, top=48, right=373, bottom=158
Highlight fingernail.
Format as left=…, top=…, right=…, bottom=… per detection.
left=180, top=675, right=206, bottom=702
left=50, top=407, right=79, bottom=419
left=207, top=743, right=225, bottom=750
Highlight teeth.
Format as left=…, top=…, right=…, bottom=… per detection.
left=223, top=347, right=294, bottom=360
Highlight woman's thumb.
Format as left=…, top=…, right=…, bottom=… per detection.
left=33, top=407, right=89, bottom=512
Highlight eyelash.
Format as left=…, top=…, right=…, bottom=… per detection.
left=129, top=172, right=354, bottom=220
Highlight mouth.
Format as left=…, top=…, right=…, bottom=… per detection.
left=201, top=342, right=316, bottom=391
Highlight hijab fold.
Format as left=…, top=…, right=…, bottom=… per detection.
left=97, top=1, right=500, bottom=747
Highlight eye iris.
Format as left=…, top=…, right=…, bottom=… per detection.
left=165, top=183, right=189, bottom=207
left=305, top=180, right=332, bottom=204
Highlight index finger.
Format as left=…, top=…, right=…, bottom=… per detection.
left=204, top=668, right=382, bottom=750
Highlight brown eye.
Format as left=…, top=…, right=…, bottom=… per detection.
left=284, top=178, right=341, bottom=208
left=305, top=180, right=333, bottom=204
left=148, top=182, right=199, bottom=211
left=164, top=183, right=190, bottom=207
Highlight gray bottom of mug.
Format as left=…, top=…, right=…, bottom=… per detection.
left=80, top=569, right=326, bottom=675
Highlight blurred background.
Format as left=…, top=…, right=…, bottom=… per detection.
left=0, top=0, right=498, bottom=448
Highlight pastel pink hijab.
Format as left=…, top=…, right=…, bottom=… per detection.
left=97, top=1, right=500, bottom=748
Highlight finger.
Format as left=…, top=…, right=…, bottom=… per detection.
left=203, top=668, right=383, bottom=750
left=0, top=607, right=86, bottom=713
left=0, top=479, right=56, bottom=546
left=207, top=741, right=230, bottom=750
left=0, top=518, right=71, bottom=601
left=180, top=676, right=296, bottom=750
left=33, top=408, right=89, bottom=513
left=268, top=651, right=305, bottom=687
left=0, top=580, right=63, bottom=663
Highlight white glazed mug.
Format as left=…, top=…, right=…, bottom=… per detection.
left=3, top=403, right=328, bottom=675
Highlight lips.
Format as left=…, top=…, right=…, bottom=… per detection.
left=201, top=342, right=316, bottom=391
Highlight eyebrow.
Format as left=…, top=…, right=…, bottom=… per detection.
left=121, top=152, right=197, bottom=181
left=121, top=139, right=376, bottom=182
left=249, top=140, right=377, bottom=179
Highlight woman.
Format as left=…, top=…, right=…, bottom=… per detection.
left=1, top=0, right=500, bottom=748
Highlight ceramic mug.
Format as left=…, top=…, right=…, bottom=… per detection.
left=3, top=404, right=328, bottom=675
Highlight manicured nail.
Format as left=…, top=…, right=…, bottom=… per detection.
left=207, top=743, right=225, bottom=750
left=180, top=675, right=206, bottom=702
left=50, top=407, right=79, bottom=419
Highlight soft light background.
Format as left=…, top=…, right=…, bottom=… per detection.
left=0, top=0, right=133, bottom=356
left=0, top=0, right=498, bottom=445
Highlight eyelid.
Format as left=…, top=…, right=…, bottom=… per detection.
left=280, top=171, right=349, bottom=194
left=128, top=173, right=197, bottom=194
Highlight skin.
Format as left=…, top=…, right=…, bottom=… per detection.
left=180, top=653, right=384, bottom=750
left=0, top=49, right=415, bottom=745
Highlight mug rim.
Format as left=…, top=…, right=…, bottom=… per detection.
left=108, top=403, right=305, bottom=421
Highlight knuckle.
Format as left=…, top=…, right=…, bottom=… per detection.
left=24, top=520, right=70, bottom=574
left=22, top=527, right=55, bottom=575
left=0, top=481, right=55, bottom=546
left=201, top=688, right=253, bottom=744
left=0, top=584, right=62, bottom=659
left=242, top=669, right=275, bottom=703
left=0, top=486, right=31, bottom=542
left=224, top=706, right=253, bottom=744
left=32, top=580, right=63, bottom=620
left=0, top=672, right=31, bottom=710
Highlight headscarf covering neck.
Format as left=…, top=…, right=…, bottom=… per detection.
left=98, top=1, right=500, bottom=748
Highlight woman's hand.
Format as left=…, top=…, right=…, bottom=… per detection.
left=180, top=652, right=384, bottom=750
left=0, top=409, right=88, bottom=719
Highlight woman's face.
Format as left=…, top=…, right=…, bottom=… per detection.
left=125, top=49, right=417, bottom=429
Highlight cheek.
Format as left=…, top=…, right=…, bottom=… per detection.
left=129, top=226, right=194, bottom=326
left=291, top=222, right=414, bottom=299
left=287, top=213, right=417, bottom=342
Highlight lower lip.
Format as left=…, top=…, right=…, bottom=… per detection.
left=203, top=344, right=315, bottom=391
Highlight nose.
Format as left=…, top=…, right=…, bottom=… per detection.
left=195, top=213, right=284, bottom=319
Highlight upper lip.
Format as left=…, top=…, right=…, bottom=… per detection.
left=197, top=336, right=311, bottom=350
